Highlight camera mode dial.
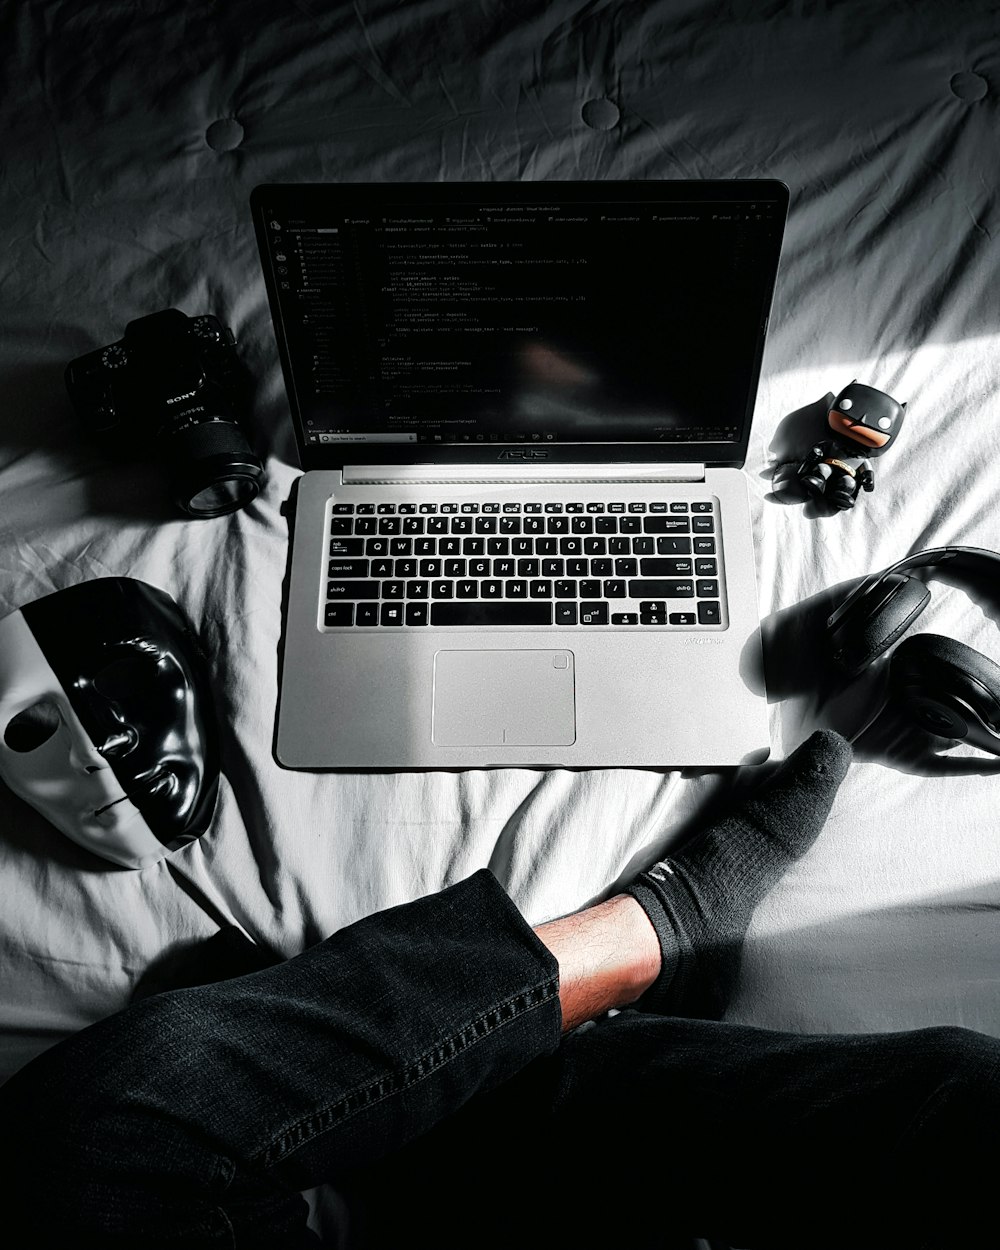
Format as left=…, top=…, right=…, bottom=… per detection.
left=191, top=317, right=221, bottom=342
left=101, top=345, right=128, bottom=369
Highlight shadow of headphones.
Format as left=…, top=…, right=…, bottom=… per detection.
left=827, top=546, right=1000, bottom=755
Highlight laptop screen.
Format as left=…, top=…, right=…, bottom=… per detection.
left=252, top=181, right=788, bottom=467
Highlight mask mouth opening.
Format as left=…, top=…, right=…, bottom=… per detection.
left=94, top=794, right=130, bottom=817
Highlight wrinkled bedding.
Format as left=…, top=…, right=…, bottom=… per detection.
left=3, top=0, right=999, bottom=1150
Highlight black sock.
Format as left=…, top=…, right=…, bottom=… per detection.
left=624, top=729, right=852, bottom=1020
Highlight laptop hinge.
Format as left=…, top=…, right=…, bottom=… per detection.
left=342, top=463, right=707, bottom=485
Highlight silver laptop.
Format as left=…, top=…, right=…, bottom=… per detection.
left=252, top=180, right=788, bottom=769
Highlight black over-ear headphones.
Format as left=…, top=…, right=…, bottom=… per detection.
left=827, top=546, right=1000, bottom=754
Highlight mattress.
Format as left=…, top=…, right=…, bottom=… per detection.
left=2, top=0, right=999, bottom=1214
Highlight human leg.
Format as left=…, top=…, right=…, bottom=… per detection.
left=0, top=870, right=562, bottom=1248
left=549, top=1012, right=1000, bottom=1249
left=346, top=730, right=998, bottom=1247
left=0, top=729, right=870, bottom=1247
left=349, top=1011, right=1000, bottom=1250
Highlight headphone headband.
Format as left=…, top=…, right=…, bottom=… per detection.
left=827, top=545, right=1000, bottom=634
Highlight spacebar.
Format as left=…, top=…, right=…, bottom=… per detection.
left=431, top=602, right=552, bottom=626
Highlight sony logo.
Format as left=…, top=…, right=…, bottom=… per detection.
left=498, top=449, right=549, bottom=460
left=166, top=390, right=197, bottom=405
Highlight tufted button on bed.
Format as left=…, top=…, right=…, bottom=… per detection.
left=205, top=116, right=245, bottom=150
left=580, top=97, right=620, bottom=129
left=950, top=71, right=988, bottom=100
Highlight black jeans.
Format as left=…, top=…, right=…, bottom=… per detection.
left=1, top=870, right=996, bottom=1249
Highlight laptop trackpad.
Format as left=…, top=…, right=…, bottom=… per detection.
left=432, top=650, right=576, bottom=747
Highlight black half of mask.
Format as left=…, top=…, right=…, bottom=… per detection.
left=21, top=578, right=220, bottom=850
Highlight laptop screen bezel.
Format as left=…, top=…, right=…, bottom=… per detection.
left=251, top=179, right=789, bottom=470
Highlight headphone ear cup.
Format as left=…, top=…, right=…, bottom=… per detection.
left=889, top=633, right=1000, bottom=737
left=830, top=574, right=931, bottom=675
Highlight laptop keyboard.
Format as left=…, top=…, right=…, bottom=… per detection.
left=324, top=500, right=724, bottom=628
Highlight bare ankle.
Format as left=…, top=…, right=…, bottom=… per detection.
left=534, top=894, right=661, bottom=1032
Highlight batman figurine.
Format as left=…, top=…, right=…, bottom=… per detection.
left=772, top=381, right=907, bottom=512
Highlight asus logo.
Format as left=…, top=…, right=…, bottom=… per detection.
left=498, top=449, right=549, bottom=460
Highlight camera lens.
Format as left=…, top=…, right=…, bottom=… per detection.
left=188, top=478, right=258, bottom=514
left=166, top=420, right=265, bottom=518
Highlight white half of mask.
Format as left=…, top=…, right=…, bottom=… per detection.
left=0, top=609, right=169, bottom=870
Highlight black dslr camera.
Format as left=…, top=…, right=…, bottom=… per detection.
left=65, top=309, right=265, bottom=518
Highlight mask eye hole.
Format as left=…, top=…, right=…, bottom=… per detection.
left=4, top=701, right=61, bottom=752
left=93, top=655, right=160, bottom=701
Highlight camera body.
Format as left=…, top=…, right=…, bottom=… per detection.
left=66, top=309, right=265, bottom=517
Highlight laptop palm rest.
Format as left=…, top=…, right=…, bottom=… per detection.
left=431, top=650, right=576, bottom=747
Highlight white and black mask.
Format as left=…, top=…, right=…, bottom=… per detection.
left=0, top=578, right=219, bottom=870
